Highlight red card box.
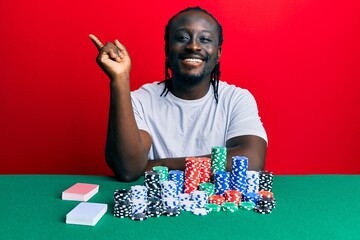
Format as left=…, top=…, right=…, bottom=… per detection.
left=62, top=183, right=99, bottom=201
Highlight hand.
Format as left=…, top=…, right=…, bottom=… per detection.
left=89, top=34, right=131, bottom=81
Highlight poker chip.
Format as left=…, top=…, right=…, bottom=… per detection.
left=246, top=170, right=260, bottom=194
left=239, top=201, right=255, bottom=210
left=114, top=189, right=132, bottom=203
left=184, top=158, right=202, bottom=194
left=208, top=195, right=225, bottom=205
left=152, top=166, right=169, bottom=182
left=242, top=192, right=260, bottom=204
left=258, top=190, right=274, bottom=199
left=180, top=200, right=196, bottom=211
left=144, top=171, right=162, bottom=198
left=211, top=146, right=227, bottom=174
left=221, top=202, right=239, bottom=212
left=130, top=212, right=148, bottom=221
left=113, top=200, right=132, bottom=218
left=253, top=206, right=272, bottom=214
left=161, top=180, right=177, bottom=198
left=146, top=206, right=162, bottom=218
left=230, top=156, right=248, bottom=194
left=169, top=170, right=185, bottom=195
left=190, top=190, right=208, bottom=208
left=192, top=208, right=209, bottom=216
left=198, top=157, right=212, bottom=183
left=163, top=207, right=181, bottom=217
left=224, top=190, right=242, bottom=204
left=214, top=171, right=230, bottom=195
left=204, top=203, right=221, bottom=212
left=199, top=182, right=215, bottom=196
left=259, top=171, right=274, bottom=191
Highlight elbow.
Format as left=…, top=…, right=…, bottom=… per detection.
left=107, top=158, right=145, bottom=182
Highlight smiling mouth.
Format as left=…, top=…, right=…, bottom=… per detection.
left=183, top=58, right=204, bottom=63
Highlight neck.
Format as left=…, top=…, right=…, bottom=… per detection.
left=169, top=76, right=211, bottom=100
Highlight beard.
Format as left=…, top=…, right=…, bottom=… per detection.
left=170, top=63, right=209, bottom=88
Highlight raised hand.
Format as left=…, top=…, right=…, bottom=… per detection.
left=89, top=34, right=131, bottom=81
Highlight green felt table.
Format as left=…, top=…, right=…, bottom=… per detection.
left=0, top=174, right=359, bottom=240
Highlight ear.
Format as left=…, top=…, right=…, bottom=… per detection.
left=217, top=46, right=222, bottom=61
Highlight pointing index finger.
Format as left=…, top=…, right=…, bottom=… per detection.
left=89, top=34, right=104, bottom=51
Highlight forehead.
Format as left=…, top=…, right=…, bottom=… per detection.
left=170, top=11, right=218, bottom=35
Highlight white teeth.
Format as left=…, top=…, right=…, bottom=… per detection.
left=184, top=58, right=203, bottom=63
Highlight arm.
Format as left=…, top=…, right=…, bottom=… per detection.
left=225, top=135, right=267, bottom=171
left=145, top=134, right=267, bottom=171
left=89, top=34, right=151, bottom=182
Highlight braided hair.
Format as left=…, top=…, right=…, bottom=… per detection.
left=159, top=6, right=223, bottom=103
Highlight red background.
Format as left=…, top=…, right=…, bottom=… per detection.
left=1, top=0, right=359, bottom=175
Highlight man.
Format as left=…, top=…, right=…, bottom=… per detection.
left=89, top=7, right=267, bottom=182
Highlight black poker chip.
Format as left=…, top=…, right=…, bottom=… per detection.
left=130, top=213, right=148, bottom=221
left=253, top=206, right=272, bottom=214
left=146, top=206, right=162, bottom=217
left=163, top=207, right=180, bottom=217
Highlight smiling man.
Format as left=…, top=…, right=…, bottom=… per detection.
left=89, top=7, right=267, bottom=182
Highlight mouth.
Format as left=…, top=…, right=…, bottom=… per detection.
left=180, top=56, right=206, bottom=67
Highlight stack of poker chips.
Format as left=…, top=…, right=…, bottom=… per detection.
left=184, top=158, right=202, bottom=193
left=184, top=157, right=213, bottom=194
left=178, top=193, right=197, bottom=211
left=144, top=171, right=162, bottom=198
left=259, top=171, right=274, bottom=191
left=146, top=196, right=163, bottom=217
left=130, top=185, right=148, bottom=215
left=198, top=157, right=212, bottom=183
left=242, top=192, right=260, bottom=204
left=168, top=170, right=184, bottom=195
left=246, top=170, right=260, bottom=194
left=208, top=195, right=225, bottom=205
left=199, top=182, right=215, bottom=196
left=214, top=171, right=230, bottom=195
left=254, top=191, right=276, bottom=214
left=190, top=190, right=208, bottom=208
left=152, top=166, right=169, bottom=182
left=211, top=146, right=227, bottom=174
left=113, top=189, right=132, bottom=218
left=224, top=190, right=242, bottom=204
left=230, top=156, right=248, bottom=194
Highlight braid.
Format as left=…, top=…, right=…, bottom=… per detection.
left=161, top=6, right=223, bottom=103
left=211, top=62, right=220, bottom=103
left=159, top=60, right=171, bottom=97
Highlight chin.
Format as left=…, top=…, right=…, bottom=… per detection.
left=176, top=73, right=205, bottom=86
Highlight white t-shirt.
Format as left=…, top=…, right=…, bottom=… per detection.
left=131, top=81, right=267, bottom=160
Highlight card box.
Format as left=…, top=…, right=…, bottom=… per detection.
left=66, top=202, right=107, bottom=226
left=62, top=183, right=99, bottom=201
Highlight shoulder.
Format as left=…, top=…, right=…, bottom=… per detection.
left=218, top=81, right=255, bottom=103
left=131, top=82, right=169, bottom=103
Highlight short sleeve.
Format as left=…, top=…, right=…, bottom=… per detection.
left=226, top=90, right=268, bottom=143
left=131, top=91, right=150, bottom=133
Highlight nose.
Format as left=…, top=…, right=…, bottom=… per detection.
left=185, top=39, right=201, bottom=51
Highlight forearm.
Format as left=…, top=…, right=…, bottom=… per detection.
left=105, top=79, right=148, bottom=182
left=225, top=146, right=265, bottom=171
left=145, top=157, right=187, bottom=171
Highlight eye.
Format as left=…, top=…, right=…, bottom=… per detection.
left=175, top=34, right=190, bottom=42
left=200, top=37, right=213, bottom=43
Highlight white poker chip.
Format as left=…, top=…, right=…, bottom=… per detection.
left=192, top=208, right=209, bottom=216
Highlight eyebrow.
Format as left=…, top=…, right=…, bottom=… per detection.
left=174, top=28, right=214, bottom=35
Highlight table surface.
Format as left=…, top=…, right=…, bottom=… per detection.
left=0, top=174, right=359, bottom=240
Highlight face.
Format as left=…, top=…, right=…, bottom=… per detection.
left=166, top=11, right=222, bottom=87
